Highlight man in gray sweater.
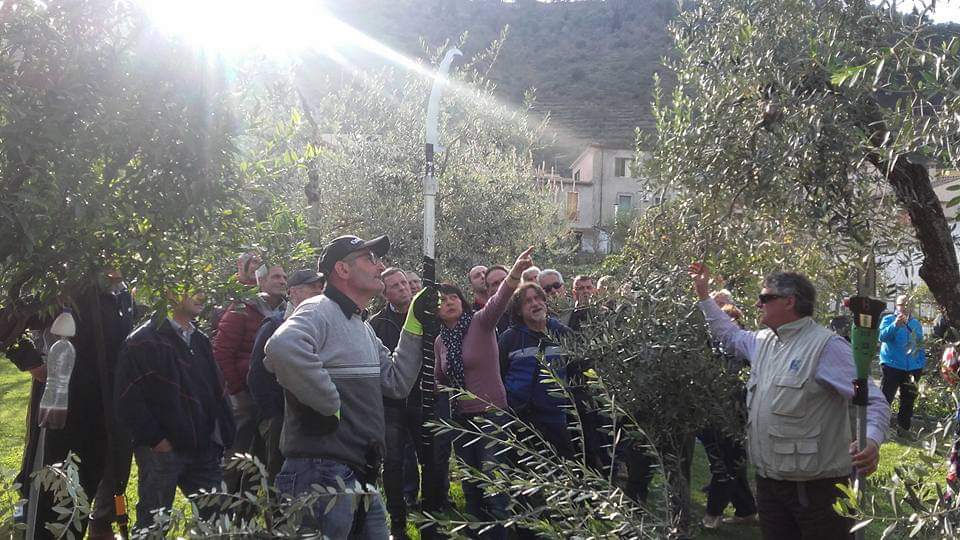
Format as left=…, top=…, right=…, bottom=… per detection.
left=264, top=234, right=435, bottom=538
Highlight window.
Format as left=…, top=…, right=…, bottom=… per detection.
left=616, top=194, right=633, bottom=216
left=574, top=169, right=581, bottom=182
left=566, top=191, right=580, bottom=221
left=614, top=157, right=634, bottom=177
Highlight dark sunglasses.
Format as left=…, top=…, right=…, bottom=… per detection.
left=543, top=282, right=563, bottom=292
left=757, top=293, right=784, bottom=305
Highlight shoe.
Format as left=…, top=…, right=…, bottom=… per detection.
left=390, top=525, right=411, bottom=540
left=722, top=513, right=759, bottom=525
left=87, top=519, right=115, bottom=540
left=701, top=514, right=722, bottom=529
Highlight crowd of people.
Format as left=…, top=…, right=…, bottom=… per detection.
left=8, top=231, right=944, bottom=540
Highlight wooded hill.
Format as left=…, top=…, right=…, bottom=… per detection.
left=319, top=0, right=679, bottom=171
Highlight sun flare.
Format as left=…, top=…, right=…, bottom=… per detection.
left=137, top=0, right=352, bottom=56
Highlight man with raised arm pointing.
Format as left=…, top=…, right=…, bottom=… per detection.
left=688, top=262, right=889, bottom=540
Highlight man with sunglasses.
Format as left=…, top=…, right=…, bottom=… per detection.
left=538, top=269, right=566, bottom=298
left=540, top=269, right=575, bottom=327
left=264, top=235, right=436, bottom=538
left=689, top=262, right=890, bottom=540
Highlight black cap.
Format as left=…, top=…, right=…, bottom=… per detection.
left=318, top=235, right=390, bottom=274
left=288, top=269, right=324, bottom=288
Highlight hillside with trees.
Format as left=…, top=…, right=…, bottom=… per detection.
left=319, top=0, right=678, bottom=170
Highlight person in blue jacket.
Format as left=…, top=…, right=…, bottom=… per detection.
left=498, top=282, right=573, bottom=457
left=878, top=294, right=926, bottom=435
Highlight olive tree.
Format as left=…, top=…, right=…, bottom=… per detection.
left=0, top=0, right=256, bottom=315
left=233, top=35, right=567, bottom=278
left=647, top=0, right=960, bottom=535
left=650, top=0, right=960, bottom=318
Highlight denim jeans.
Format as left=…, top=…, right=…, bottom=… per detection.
left=453, top=410, right=509, bottom=540
left=133, top=445, right=224, bottom=531
left=276, top=457, right=389, bottom=539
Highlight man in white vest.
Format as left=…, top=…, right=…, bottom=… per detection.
left=689, top=262, right=889, bottom=539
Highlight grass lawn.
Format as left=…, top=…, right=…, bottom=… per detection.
left=691, top=421, right=940, bottom=540
left=0, top=359, right=940, bottom=538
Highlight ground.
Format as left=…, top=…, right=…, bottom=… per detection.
left=0, top=359, right=941, bottom=538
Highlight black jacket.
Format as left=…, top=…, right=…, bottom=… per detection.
left=6, top=288, right=135, bottom=394
left=247, top=313, right=284, bottom=420
left=114, top=317, right=236, bottom=451
left=369, top=305, right=418, bottom=408
left=934, top=314, right=952, bottom=340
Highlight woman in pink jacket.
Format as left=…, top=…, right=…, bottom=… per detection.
left=434, top=247, right=533, bottom=540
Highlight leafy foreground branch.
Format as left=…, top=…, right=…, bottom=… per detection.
left=835, top=375, right=960, bottom=539
left=421, top=279, right=744, bottom=539
left=2, top=453, right=385, bottom=539
left=423, top=388, right=669, bottom=539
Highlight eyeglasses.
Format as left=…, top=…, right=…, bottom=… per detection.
left=543, top=282, right=563, bottom=293
left=344, top=251, right=380, bottom=265
left=757, top=293, right=784, bottom=305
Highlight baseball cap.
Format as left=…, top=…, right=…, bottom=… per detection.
left=287, top=269, right=324, bottom=288
left=318, top=235, right=390, bottom=274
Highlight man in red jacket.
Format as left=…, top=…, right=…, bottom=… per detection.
left=213, top=264, right=286, bottom=487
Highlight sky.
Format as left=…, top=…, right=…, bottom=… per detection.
left=892, top=0, right=959, bottom=23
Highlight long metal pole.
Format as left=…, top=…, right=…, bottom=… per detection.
left=420, top=47, right=461, bottom=450
left=25, top=427, right=45, bottom=540
left=847, top=294, right=884, bottom=540
left=856, top=255, right=876, bottom=540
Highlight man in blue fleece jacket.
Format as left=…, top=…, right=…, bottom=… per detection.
left=878, top=294, right=927, bottom=435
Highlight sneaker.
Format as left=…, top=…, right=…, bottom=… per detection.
left=701, top=514, right=722, bottom=529
left=722, top=513, right=759, bottom=525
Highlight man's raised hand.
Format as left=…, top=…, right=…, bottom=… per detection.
left=688, top=262, right=711, bottom=300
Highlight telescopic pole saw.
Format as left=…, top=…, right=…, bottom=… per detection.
left=420, top=47, right=461, bottom=450
left=846, top=295, right=886, bottom=540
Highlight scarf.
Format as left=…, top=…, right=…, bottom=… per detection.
left=440, top=312, right=473, bottom=393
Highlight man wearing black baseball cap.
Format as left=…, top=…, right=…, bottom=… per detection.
left=317, top=235, right=391, bottom=275
left=265, top=234, right=437, bottom=538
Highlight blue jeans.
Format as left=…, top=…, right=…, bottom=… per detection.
left=276, top=457, right=389, bottom=539
left=133, top=445, right=224, bottom=531
left=453, top=411, right=509, bottom=540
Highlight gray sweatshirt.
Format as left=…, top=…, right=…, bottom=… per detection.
left=263, top=289, right=421, bottom=470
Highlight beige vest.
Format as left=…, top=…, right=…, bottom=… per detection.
left=747, top=317, right=852, bottom=480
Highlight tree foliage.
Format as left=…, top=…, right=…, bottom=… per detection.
left=0, top=0, right=252, bottom=314
left=650, top=0, right=960, bottom=314
left=234, top=35, right=567, bottom=277
left=643, top=0, right=960, bottom=535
